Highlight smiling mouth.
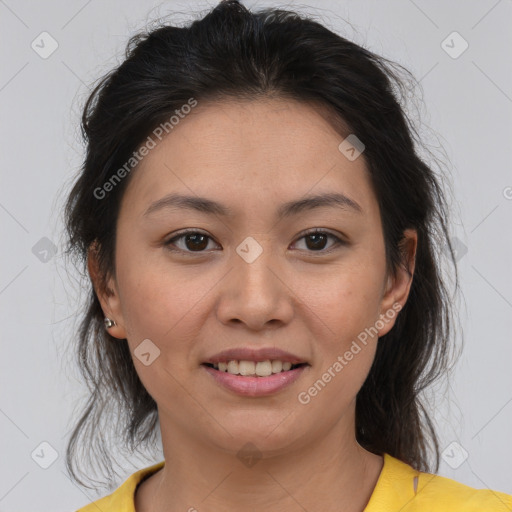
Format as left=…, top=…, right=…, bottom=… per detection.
left=201, top=361, right=309, bottom=377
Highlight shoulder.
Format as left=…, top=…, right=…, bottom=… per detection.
left=365, top=453, right=512, bottom=512
left=416, top=469, right=512, bottom=511
left=73, top=460, right=165, bottom=512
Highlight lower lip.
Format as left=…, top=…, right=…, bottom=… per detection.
left=201, top=364, right=309, bottom=397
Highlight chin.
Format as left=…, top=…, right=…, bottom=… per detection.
left=211, top=420, right=305, bottom=454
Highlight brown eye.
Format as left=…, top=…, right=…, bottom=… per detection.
left=164, top=230, right=218, bottom=253
left=293, top=229, right=345, bottom=253
left=182, top=233, right=209, bottom=251
left=305, top=232, right=329, bottom=251
left=164, top=228, right=345, bottom=255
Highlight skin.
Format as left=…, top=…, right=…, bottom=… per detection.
left=88, top=98, right=417, bottom=512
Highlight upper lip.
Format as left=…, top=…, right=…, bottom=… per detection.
left=202, top=347, right=308, bottom=365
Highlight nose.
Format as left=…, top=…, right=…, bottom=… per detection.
left=215, top=239, right=294, bottom=331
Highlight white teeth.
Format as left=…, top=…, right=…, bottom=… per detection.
left=227, top=360, right=238, bottom=374
left=271, top=360, right=283, bottom=373
left=211, top=359, right=301, bottom=376
left=239, top=360, right=255, bottom=376
left=255, top=361, right=273, bottom=377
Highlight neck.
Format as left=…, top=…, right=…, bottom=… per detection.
left=137, top=408, right=383, bottom=512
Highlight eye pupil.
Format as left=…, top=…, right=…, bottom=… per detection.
left=306, top=233, right=328, bottom=251
left=185, top=233, right=208, bottom=251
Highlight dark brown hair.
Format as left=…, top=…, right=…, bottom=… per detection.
left=63, top=0, right=461, bottom=489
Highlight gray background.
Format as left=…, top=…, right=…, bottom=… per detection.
left=1, top=0, right=511, bottom=510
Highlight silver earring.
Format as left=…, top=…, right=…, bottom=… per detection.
left=104, top=317, right=116, bottom=329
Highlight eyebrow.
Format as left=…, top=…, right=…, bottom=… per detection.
left=142, top=192, right=363, bottom=219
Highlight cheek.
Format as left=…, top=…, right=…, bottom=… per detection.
left=115, top=240, right=208, bottom=336
left=292, top=260, right=385, bottom=344
left=289, top=256, right=385, bottom=406
left=294, top=270, right=381, bottom=413
left=114, top=261, right=210, bottom=401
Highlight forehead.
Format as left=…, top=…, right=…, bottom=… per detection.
left=120, top=97, right=377, bottom=220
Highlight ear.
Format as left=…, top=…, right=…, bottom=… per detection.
left=87, top=241, right=127, bottom=339
left=377, top=228, right=417, bottom=337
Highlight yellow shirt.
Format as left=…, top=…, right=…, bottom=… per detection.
left=75, top=453, right=512, bottom=511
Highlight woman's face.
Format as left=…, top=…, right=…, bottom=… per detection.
left=90, top=98, right=416, bottom=457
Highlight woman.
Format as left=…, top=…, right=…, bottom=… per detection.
left=64, top=1, right=512, bottom=511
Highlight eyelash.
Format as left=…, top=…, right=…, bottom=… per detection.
left=163, top=228, right=346, bottom=255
